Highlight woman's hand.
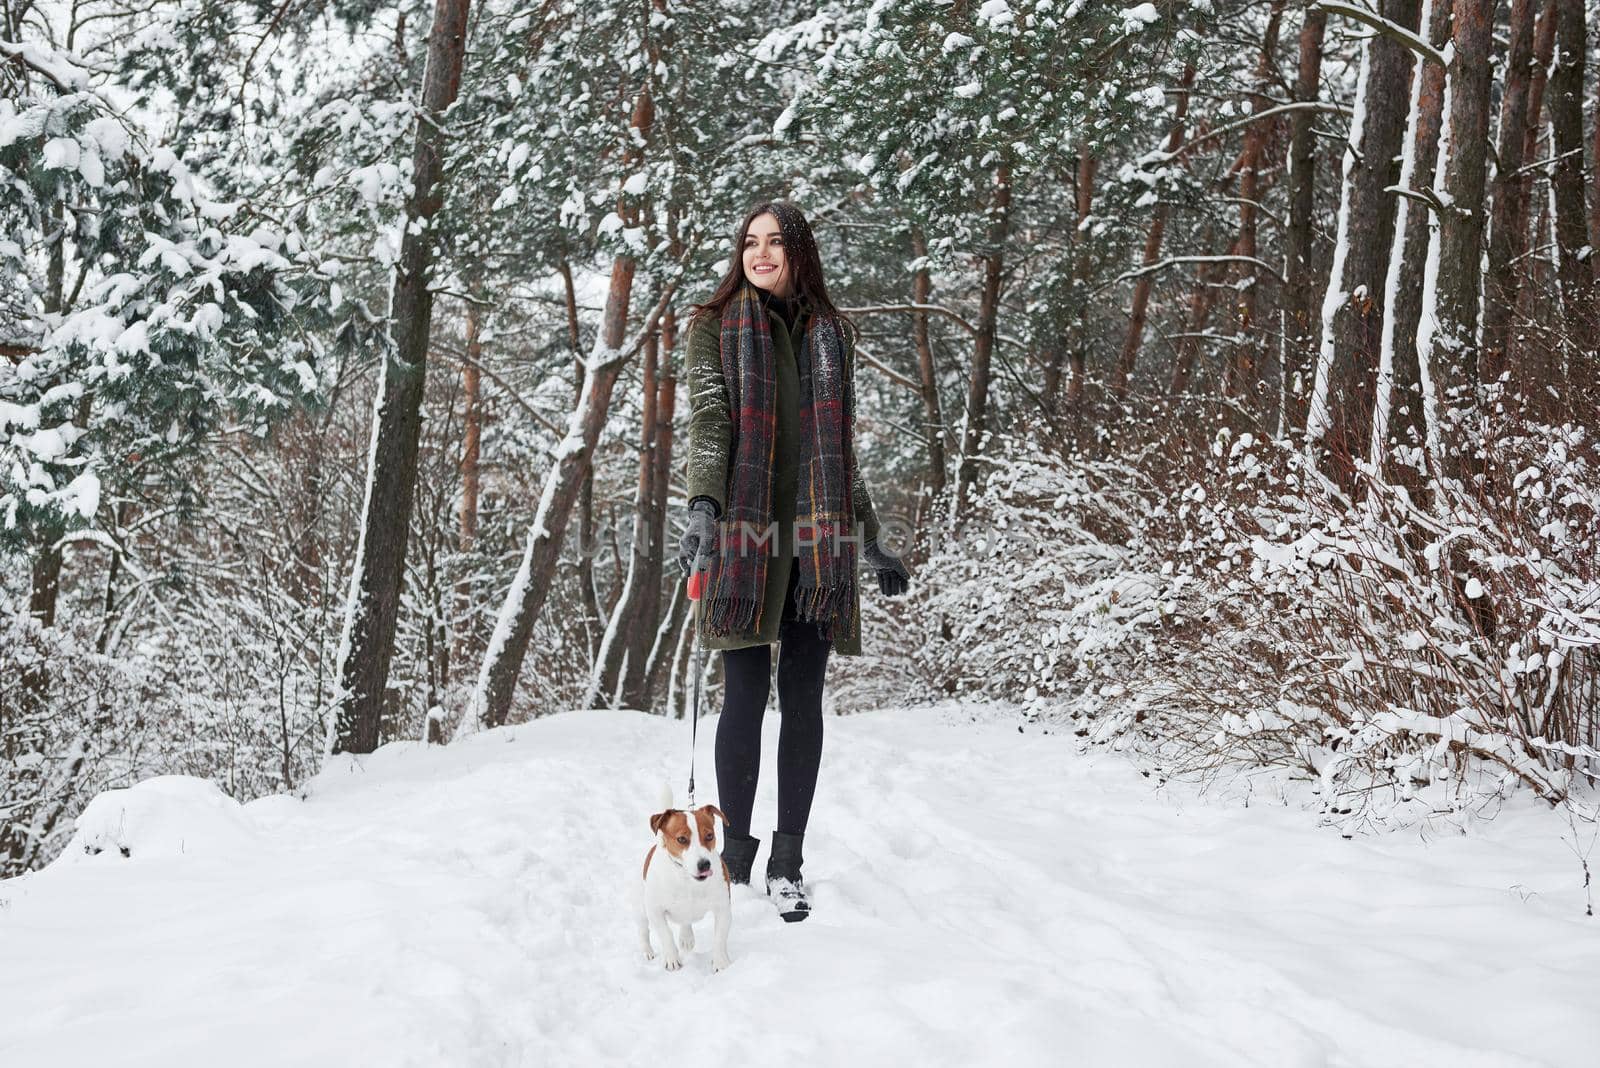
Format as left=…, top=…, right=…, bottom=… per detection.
left=862, top=540, right=911, bottom=597
left=678, top=498, right=720, bottom=577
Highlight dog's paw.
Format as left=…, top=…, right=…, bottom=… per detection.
left=642, top=946, right=655, bottom=962
left=677, top=925, right=696, bottom=951
left=712, top=953, right=732, bottom=973
left=663, top=954, right=683, bottom=972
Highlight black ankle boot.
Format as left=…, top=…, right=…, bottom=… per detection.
left=721, top=830, right=759, bottom=885
left=765, top=830, right=810, bottom=922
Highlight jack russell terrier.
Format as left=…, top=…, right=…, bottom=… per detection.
left=638, top=792, right=733, bottom=973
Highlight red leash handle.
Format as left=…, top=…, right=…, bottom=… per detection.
left=687, top=570, right=707, bottom=601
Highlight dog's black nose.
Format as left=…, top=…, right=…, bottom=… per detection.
left=697, top=858, right=712, bottom=873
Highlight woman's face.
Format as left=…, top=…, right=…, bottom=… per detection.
left=741, top=212, right=793, bottom=298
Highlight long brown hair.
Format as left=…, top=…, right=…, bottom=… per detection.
left=686, top=201, right=855, bottom=343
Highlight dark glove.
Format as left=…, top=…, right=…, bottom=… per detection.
left=862, top=540, right=911, bottom=597
left=677, top=497, right=720, bottom=577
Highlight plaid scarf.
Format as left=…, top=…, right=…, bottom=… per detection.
left=703, top=282, right=858, bottom=641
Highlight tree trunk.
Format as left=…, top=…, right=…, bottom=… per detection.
left=1507, top=0, right=1561, bottom=387
left=1063, top=153, right=1096, bottom=427
left=466, top=84, right=660, bottom=732
left=953, top=160, right=1012, bottom=518
left=558, top=259, right=603, bottom=659
left=1371, top=0, right=1450, bottom=470
left=1424, top=0, right=1495, bottom=449
left=1592, top=56, right=1600, bottom=257
left=1224, top=2, right=1285, bottom=403
left=1304, top=0, right=1420, bottom=490
left=1168, top=231, right=1235, bottom=398
left=1546, top=0, right=1596, bottom=363
left=639, top=306, right=681, bottom=705
left=592, top=305, right=666, bottom=712
left=1281, top=4, right=1328, bottom=435
left=909, top=228, right=948, bottom=501
left=459, top=298, right=483, bottom=554
left=1114, top=64, right=1196, bottom=403
left=454, top=293, right=483, bottom=667
left=330, top=0, right=473, bottom=756
left=1481, top=0, right=1540, bottom=384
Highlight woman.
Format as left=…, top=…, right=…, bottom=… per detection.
left=676, top=201, right=912, bottom=922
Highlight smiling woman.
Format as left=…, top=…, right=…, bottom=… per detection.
left=743, top=215, right=795, bottom=299
left=675, top=200, right=914, bottom=923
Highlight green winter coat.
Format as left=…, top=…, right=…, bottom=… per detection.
left=683, top=300, right=880, bottom=656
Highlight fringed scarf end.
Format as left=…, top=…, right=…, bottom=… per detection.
left=705, top=594, right=761, bottom=637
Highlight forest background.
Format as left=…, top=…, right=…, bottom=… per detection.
left=4, top=0, right=1599, bottom=874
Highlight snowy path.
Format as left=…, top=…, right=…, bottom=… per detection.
left=2, top=703, right=1595, bottom=1067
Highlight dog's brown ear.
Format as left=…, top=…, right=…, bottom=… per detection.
left=701, top=804, right=729, bottom=827
left=649, top=810, right=675, bottom=835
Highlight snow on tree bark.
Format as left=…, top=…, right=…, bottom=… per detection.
left=1371, top=0, right=1450, bottom=475
left=1306, top=0, right=1421, bottom=488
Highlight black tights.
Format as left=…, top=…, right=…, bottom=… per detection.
left=715, top=563, right=832, bottom=839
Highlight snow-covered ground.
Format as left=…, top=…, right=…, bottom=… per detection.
left=2, top=703, right=1595, bottom=1067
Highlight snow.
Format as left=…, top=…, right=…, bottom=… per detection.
left=62, top=776, right=262, bottom=860
left=977, top=1, right=1015, bottom=29
left=1120, top=3, right=1160, bottom=31
left=3, top=704, right=1593, bottom=1067
left=57, top=469, right=100, bottom=518
left=42, top=136, right=80, bottom=171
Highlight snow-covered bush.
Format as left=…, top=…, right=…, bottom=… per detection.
left=61, top=774, right=260, bottom=862
left=1094, top=422, right=1600, bottom=828
left=0, top=596, right=153, bottom=874
left=898, top=436, right=1177, bottom=716
left=899, top=416, right=1597, bottom=829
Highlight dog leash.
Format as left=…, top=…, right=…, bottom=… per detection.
left=685, top=566, right=708, bottom=807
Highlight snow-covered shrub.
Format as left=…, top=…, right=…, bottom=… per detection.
left=0, top=597, right=153, bottom=874
left=897, top=414, right=1596, bottom=829
left=1102, top=422, right=1600, bottom=828
left=61, top=775, right=260, bottom=863
left=900, top=436, right=1178, bottom=717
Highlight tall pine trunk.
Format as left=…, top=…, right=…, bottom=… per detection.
left=1546, top=0, right=1596, bottom=364
left=1114, top=64, right=1196, bottom=402
left=330, top=0, right=472, bottom=755
left=1421, top=0, right=1494, bottom=470
left=1224, top=2, right=1285, bottom=403
left=1481, top=0, right=1540, bottom=384
left=639, top=305, right=681, bottom=705
left=1063, top=153, right=1096, bottom=430
left=909, top=228, right=948, bottom=501
left=1305, top=0, right=1420, bottom=490
left=1371, top=0, right=1450, bottom=472
left=953, top=161, right=1012, bottom=517
left=1281, top=5, right=1328, bottom=435
left=590, top=304, right=667, bottom=711
left=453, top=292, right=483, bottom=670
left=464, top=84, right=663, bottom=733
